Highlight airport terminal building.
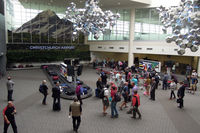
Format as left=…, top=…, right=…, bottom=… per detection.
left=0, top=0, right=200, bottom=75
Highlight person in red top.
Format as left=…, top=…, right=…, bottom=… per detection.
left=3, top=101, right=18, bottom=133
left=131, top=90, right=141, bottom=119
left=110, top=86, right=118, bottom=118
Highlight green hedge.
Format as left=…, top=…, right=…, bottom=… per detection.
left=7, top=49, right=90, bottom=63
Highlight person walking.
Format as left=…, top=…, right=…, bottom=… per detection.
left=110, top=86, right=118, bottom=118
left=131, top=90, right=141, bottom=119
left=6, top=77, right=15, bottom=101
left=169, top=79, right=176, bottom=99
left=3, top=101, right=18, bottom=133
left=52, top=82, right=61, bottom=111
left=177, top=82, right=185, bottom=109
left=69, top=97, right=82, bottom=133
left=39, top=80, right=49, bottom=105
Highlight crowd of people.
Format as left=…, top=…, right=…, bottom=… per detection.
left=2, top=62, right=199, bottom=133
left=95, top=61, right=199, bottom=119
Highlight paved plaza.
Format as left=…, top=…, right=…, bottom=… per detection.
left=1, top=67, right=200, bottom=133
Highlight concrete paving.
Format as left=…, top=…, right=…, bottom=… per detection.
left=0, top=67, right=200, bottom=133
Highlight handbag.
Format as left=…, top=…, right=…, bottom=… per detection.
left=177, top=99, right=181, bottom=103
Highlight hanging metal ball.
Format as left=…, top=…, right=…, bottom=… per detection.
left=190, top=45, right=199, bottom=52
left=177, top=48, right=185, bottom=55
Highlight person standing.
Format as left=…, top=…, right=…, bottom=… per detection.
left=186, top=64, right=191, bottom=76
left=162, top=72, right=169, bottom=90
left=169, top=79, right=176, bottom=99
left=150, top=78, right=156, bottom=101
left=120, top=82, right=129, bottom=110
left=155, top=73, right=160, bottom=89
left=110, top=86, right=118, bottom=118
left=6, top=77, right=15, bottom=101
left=3, top=101, right=18, bottom=133
left=101, top=72, right=108, bottom=86
left=190, top=75, right=198, bottom=94
left=39, top=80, right=49, bottom=105
left=177, top=82, right=185, bottom=109
left=102, top=85, right=109, bottom=115
left=75, top=82, right=83, bottom=105
left=69, top=97, right=82, bottom=133
left=52, top=82, right=61, bottom=111
left=131, top=90, right=141, bottom=119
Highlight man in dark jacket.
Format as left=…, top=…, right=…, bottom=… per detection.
left=40, top=80, right=48, bottom=105
left=177, top=81, right=185, bottom=109
left=150, top=78, right=156, bottom=101
left=3, top=101, right=18, bottom=133
left=52, top=82, right=61, bottom=111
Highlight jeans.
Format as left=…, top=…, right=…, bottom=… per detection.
left=4, top=120, right=18, bottom=133
left=72, top=116, right=81, bottom=131
left=7, top=90, right=13, bottom=101
left=111, top=101, right=118, bottom=117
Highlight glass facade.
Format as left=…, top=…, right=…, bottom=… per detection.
left=134, top=8, right=172, bottom=41
left=88, top=9, right=130, bottom=41
left=6, top=0, right=84, bottom=44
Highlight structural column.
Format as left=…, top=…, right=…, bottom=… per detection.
left=197, top=57, right=200, bottom=77
left=128, top=8, right=135, bottom=67
left=0, top=0, right=6, bottom=76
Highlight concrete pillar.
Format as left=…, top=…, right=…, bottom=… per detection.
left=0, top=0, right=6, bottom=76
left=197, top=57, right=200, bottom=77
left=128, top=8, right=135, bottom=67
left=84, top=36, right=88, bottom=44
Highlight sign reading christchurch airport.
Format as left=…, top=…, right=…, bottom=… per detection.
left=7, top=44, right=78, bottom=50
left=29, top=45, right=75, bottom=50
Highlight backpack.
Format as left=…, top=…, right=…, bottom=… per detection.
left=99, top=89, right=104, bottom=98
left=133, top=96, right=138, bottom=107
left=39, top=85, right=44, bottom=93
left=114, top=92, right=121, bottom=102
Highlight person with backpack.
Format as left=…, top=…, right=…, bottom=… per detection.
left=39, top=80, right=49, bottom=105
left=102, top=85, right=109, bottom=115
left=131, top=90, right=141, bottom=119
left=76, top=82, right=83, bottom=105
left=155, top=73, right=160, bottom=89
left=120, top=82, right=129, bottom=110
left=110, top=86, right=119, bottom=118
